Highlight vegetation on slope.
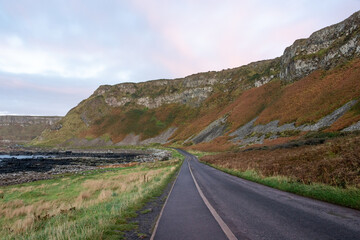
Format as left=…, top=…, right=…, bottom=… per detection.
left=200, top=133, right=360, bottom=209
left=0, top=125, right=52, bottom=142
left=181, top=58, right=360, bottom=152
left=328, top=100, right=360, bottom=131
left=33, top=58, right=281, bottom=146
left=257, top=58, right=360, bottom=126
left=0, top=158, right=182, bottom=239
left=31, top=11, right=360, bottom=149
left=83, top=103, right=199, bottom=143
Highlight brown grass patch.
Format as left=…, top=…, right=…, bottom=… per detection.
left=328, top=114, right=360, bottom=131
left=97, top=162, right=139, bottom=169
left=186, top=136, right=235, bottom=152
left=2, top=199, right=25, bottom=209
left=257, top=59, right=360, bottom=126
left=12, top=215, right=35, bottom=233
left=328, top=100, right=360, bottom=131
left=248, top=136, right=302, bottom=148
left=201, top=135, right=360, bottom=188
left=226, top=81, right=281, bottom=130
left=98, top=190, right=113, bottom=201
left=76, top=191, right=92, bottom=202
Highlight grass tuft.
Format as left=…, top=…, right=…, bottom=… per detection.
left=0, top=151, right=182, bottom=240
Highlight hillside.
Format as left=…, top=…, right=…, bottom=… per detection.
left=0, top=116, right=62, bottom=146
left=33, top=11, right=360, bottom=150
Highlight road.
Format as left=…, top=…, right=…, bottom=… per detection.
left=152, top=149, right=360, bottom=240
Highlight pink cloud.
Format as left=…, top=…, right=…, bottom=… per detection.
left=0, top=76, right=91, bottom=95
left=130, top=0, right=360, bottom=78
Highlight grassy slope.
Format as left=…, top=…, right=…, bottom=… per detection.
left=257, top=59, right=360, bottom=126
left=0, top=124, right=50, bottom=142
left=199, top=134, right=360, bottom=209
left=33, top=59, right=280, bottom=146
left=0, top=152, right=183, bottom=240
left=185, top=58, right=360, bottom=152
left=33, top=54, right=360, bottom=149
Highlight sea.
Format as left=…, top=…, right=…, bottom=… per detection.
left=0, top=155, right=52, bottom=162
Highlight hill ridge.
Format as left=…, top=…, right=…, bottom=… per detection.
left=33, top=10, right=360, bottom=150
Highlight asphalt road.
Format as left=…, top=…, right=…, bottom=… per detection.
left=152, top=149, right=360, bottom=240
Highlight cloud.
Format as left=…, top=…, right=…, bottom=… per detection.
left=0, top=37, right=107, bottom=79
left=0, top=74, right=94, bottom=96
left=131, top=0, right=360, bottom=75
left=0, top=111, right=10, bottom=116
left=0, top=0, right=359, bottom=115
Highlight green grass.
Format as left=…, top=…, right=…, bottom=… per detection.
left=0, top=153, right=183, bottom=240
left=202, top=162, right=360, bottom=210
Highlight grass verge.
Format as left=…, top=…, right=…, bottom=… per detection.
left=0, top=150, right=183, bottom=240
left=202, top=162, right=360, bottom=210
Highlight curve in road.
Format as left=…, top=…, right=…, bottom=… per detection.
left=152, top=149, right=360, bottom=240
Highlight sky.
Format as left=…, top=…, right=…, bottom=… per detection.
left=0, top=0, right=359, bottom=116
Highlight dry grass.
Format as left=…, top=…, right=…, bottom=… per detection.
left=98, top=190, right=113, bottom=201
left=97, top=162, right=139, bottom=169
left=185, top=59, right=360, bottom=149
left=185, top=136, right=236, bottom=152
left=226, top=81, right=281, bottom=130
left=328, top=100, right=360, bottom=131
left=257, top=59, right=360, bottom=125
left=249, top=136, right=302, bottom=148
left=173, top=81, right=281, bottom=141
left=12, top=215, right=35, bottom=234
left=201, top=135, right=360, bottom=188
left=0, top=162, right=176, bottom=237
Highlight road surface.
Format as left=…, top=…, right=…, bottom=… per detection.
left=152, top=149, right=360, bottom=240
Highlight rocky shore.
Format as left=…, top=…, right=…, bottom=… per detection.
left=0, top=148, right=171, bottom=186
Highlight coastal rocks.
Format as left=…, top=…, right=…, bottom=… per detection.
left=0, top=148, right=172, bottom=186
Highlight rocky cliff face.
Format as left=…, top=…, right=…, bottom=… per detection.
left=280, top=11, right=360, bottom=83
left=0, top=116, right=62, bottom=126
left=0, top=116, right=62, bottom=145
left=34, top=11, right=360, bottom=149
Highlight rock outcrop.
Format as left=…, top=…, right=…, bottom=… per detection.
left=192, top=117, right=228, bottom=144
left=280, top=11, right=360, bottom=83
left=33, top=11, right=360, bottom=149
left=0, top=116, right=62, bottom=145
left=229, top=100, right=358, bottom=146
left=0, top=116, right=61, bottom=126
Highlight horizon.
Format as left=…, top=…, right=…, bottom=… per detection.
left=0, top=0, right=359, bottom=116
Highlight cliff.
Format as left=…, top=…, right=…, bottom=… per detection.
left=0, top=116, right=62, bottom=145
left=280, top=11, right=360, bottom=82
left=33, top=11, right=360, bottom=150
left=0, top=116, right=62, bottom=126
